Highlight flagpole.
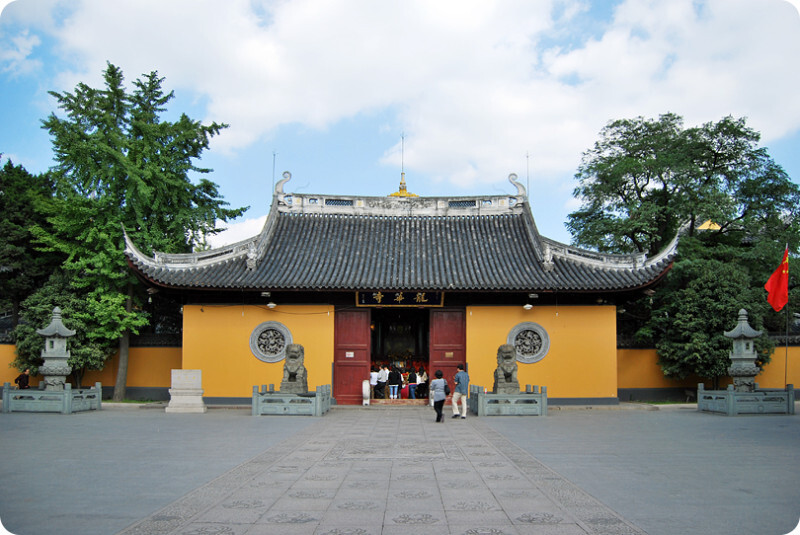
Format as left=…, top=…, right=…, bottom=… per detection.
left=766, top=244, right=791, bottom=386
left=785, top=300, right=790, bottom=387
left=787, top=244, right=791, bottom=388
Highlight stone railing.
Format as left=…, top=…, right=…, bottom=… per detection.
left=468, top=384, right=547, bottom=416
left=697, top=383, right=795, bottom=416
left=2, top=382, right=102, bottom=414
left=251, top=384, right=332, bottom=416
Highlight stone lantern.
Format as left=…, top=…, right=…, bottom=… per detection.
left=36, top=307, right=76, bottom=391
left=724, top=309, right=762, bottom=392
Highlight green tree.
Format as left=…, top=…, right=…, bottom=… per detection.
left=567, top=114, right=796, bottom=255
left=13, top=271, right=115, bottom=387
left=569, top=113, right=799, bottom=383
left=645, top=239, right=775, bottom=387
left=0, top=159, right=63, bottom=328
left=37, top=62, right=246, bottom=400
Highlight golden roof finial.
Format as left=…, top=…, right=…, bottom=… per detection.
left=388, top=134, right=418, bottom=197
left=389, top=172, right=418, bottom=197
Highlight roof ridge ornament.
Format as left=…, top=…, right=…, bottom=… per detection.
left=246, top=243, right=258, bottom=270
left=275, top=171, right=292, bottom=194
left=508, top=173, right=526, bottom=197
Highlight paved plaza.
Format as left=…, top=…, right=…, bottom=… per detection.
left=0, top=404, right=798, bottom=535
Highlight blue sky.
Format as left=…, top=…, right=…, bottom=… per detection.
left=1, top=0, right=799, bottom=248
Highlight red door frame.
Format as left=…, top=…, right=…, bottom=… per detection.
left=428, top=308, right=467, bottom=395
left=333, top=308, right=371, bottom=405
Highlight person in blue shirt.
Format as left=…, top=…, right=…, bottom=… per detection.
left=451, top=364, right=469, bottom=419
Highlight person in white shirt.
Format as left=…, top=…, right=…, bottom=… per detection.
left=376, top=364, right=389, bottom=399
left=417, top=367, right=428, bottom=398
left=369, top=366, right=379, bottom=398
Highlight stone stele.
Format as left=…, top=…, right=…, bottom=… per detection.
left=166, top=369, right=207, bottom=413
left=493, top=343, right=520, bottom=394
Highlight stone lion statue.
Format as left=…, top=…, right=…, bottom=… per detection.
left=492, top=343, right=520, bottom=394
left=280, top=343, right=308, bottom=394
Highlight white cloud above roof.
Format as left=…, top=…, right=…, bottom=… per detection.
left=2, top=0, right=799, bottom=244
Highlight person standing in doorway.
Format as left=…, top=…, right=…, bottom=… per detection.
left=430, top=370, right=447, bottom=422
left=407, top=368, right=417, bottom=399
left=388, top=366, right=402, bottom=399
left=377, top=364, right=388, bottom=399
left=369, top=366, right=379, bottom=398
left=451, top=364, right=469, bottom=419
left=417, top=367, right=428, bottom=398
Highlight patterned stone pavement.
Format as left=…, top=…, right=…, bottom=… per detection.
left=118, top=408, right=646, bottom=535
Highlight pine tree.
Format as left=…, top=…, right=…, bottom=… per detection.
left=37, top=63, right=246, bottom=400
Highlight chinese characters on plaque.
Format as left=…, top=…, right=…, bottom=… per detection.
left=356, top=291, right=445, bottom=307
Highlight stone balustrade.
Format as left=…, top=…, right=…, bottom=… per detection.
left=2, top=382, right=102, bottom=414
left=697, top=383, right=795, bottom=416
left=252, top=384, right=332, bottom=416
left=468, top=384, right=547, bottom=416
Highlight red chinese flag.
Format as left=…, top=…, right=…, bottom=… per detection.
left=765, top=247, right=789, bottom=312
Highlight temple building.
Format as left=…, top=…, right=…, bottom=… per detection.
left=125, top=172, right=678, bottom=405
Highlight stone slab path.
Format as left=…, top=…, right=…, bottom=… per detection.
left=118, top=408, right=645, bottom=535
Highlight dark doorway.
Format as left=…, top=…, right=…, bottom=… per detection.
left=370, top=308, right=429, bottom=371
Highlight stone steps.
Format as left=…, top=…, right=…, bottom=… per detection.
left=369, top=398, right=429, bottom=406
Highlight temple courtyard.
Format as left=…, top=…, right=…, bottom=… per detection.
left=0, top=403, right=798, bottom=535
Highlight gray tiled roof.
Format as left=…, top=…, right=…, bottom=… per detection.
left=126, top=206, right=675, bottom=293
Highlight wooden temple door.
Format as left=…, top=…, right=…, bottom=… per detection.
left=429, top=308, right=466, bottom=393
left=333, top=308, right=371, bottom=405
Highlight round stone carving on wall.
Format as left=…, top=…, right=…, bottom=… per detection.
left=507, top=322, right=550, bottom=364
left=250, top=321, right=293, bottom=363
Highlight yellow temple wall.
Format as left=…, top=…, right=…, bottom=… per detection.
left=0, top=343, right=180, bottom=389
left=83, top=347, right=181, bottom=388
left=4, top=305, right=799, bottom=400
left=465, top=305, right=618, bottom=400
left=0, top=344, right=29, bottom=387
left=616, top=346, right=800, bottom=391
left=617, top=349, right=699, bottom=389
left=754, top=345, right=800, bottom=388
left=181, top=304, right=335, bottom=398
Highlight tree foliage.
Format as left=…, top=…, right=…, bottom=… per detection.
left=31, top=62, right=246, bottom=399
left=567, top=113, right=798, bottom=255
left=13, top=272, right=115, bottom=387
left=570, top=113, right=800, bottom=383
left=645, top=239, right=775, bottom=385
left=0, top=159, right=63, bottom=328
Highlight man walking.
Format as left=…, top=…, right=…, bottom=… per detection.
left=451, top=364, right=469, bottom=419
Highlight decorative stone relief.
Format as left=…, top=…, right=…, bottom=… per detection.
left=516, top=512, right=563, bottom=524
left=507, top=322, right=550, bottom=363
left=392, top=513, right=439, bottom=524
left=451, top=501, right=498, bottom=512
left=262, top=512, right=316, bottom=523
left=249, top=321, right=292, bottom=363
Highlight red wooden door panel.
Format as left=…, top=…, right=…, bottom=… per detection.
left=333, top=308, right=371, bottom=405
left=429, top=308, right=466, bottom=394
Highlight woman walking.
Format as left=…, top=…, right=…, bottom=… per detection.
left=430, top=370, right=447, bottom=422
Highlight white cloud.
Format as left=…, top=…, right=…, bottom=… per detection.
left=0, top=27, right=39, bottom=75
left=205, top=215, right=267, bottom=249
left=11, top=0, right=800, bottom=191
